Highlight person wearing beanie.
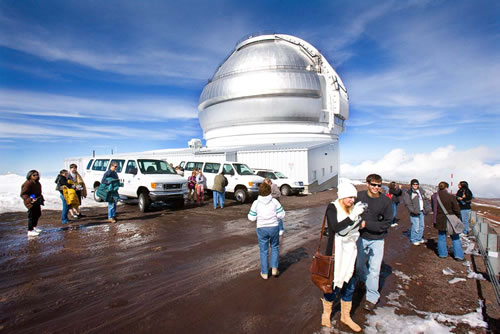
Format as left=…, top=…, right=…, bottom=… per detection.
left=346, top=174, right=393, bottom=313
left=402, top=178, right=432, bottom=245
left=20, top=170, right=45, bottom=237
left=456, top=181, right=473, bottom=235
left=319, top=182, right=366, bottom=331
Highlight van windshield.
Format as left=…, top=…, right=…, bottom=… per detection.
left=138, top=160, right=176, bottom=174
left=275, top=171, right=287, bottom=179
left=233, top=163, right=254, bottom=176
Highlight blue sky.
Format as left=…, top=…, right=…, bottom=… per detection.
left=1, top=1, right=499, bottom=195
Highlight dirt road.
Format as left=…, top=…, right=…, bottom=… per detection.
left=1, top=190, right=498, bottom=333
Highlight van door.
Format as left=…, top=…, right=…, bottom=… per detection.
left=223, top=163, right=236, bottom=192
left=122, top=160, right=140, bottom=197
left=202, top=162, right=221, bottom=190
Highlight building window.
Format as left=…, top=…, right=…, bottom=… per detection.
left=322, top=168, right=325, bottom=176
left=330, top=166, right=333, bottom=173
left=313, top=170, right=317, bottom=180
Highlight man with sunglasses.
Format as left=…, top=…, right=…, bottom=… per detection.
left=402, top=179, right=431, bottom=246
left=343, top=174, right=393, bottom=312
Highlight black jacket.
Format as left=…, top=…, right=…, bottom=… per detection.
left=456, top=188, right=473, bottom=210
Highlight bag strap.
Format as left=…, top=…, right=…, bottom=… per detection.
left=316, top=213, right=329, bottom=253
left=436, top=194, right=449, bottom=215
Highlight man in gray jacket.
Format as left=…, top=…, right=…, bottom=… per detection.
left=402, top=179, right=431, bottom=245
left=213, top=171, right=228, bottom=209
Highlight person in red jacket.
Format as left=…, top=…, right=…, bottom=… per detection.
left=20, top=170, right=45, bottom=237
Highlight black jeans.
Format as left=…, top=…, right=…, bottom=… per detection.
left=28, top=204, right=41, bottom=230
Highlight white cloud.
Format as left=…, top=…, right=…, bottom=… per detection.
left=0, top=89, right=198, bottom=122
left=340, top=145, right=500, bottom=198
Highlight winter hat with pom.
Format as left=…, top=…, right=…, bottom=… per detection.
left=337, top=182, right=357, bottom=199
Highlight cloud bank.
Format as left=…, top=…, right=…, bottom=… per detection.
left=340, top=145, right=500, bottom=198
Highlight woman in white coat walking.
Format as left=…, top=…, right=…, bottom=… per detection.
left=320, top=182, right=366, bottom=331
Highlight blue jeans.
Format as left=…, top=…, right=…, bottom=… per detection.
left=60, top=193, right=69, bottom=224
left=460, top=209, right=471, bottom=234
left=324, top=275, right=357, bottom=302
left=213, top=190, right=225, bottom=208
left=392, top=202, right=399, bottom=222
left=354, top=238, right=385, bottom=304
left=437, top=231, right=464, bottom=259
left=256, top=226, right=280, bottom=274
left=108, top=201, right=116, bottom=219
left=409, top=212, right=424, bottom=243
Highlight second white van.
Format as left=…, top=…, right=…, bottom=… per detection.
left=181, top=161, right=264, bottom=203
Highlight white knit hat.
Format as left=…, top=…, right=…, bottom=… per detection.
left=337, top=182, right=358, bottom=199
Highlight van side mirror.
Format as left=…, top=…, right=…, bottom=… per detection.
left=230, top=170, right=235, bottom=176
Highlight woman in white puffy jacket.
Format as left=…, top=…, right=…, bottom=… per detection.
left=248, top=182, right=285, bottom=280
left=320, top=182, right=366, bottom=332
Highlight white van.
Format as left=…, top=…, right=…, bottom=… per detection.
left=85, top=156, right=187, bottom=212
left=181, top=161, right=264, bottom=203
left=253, top=169, right=304, bottom=196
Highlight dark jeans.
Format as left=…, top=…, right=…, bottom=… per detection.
left=28, top=204, right=41, bottom=231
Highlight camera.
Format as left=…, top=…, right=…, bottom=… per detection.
left=358, top=202, right=369, bottom=210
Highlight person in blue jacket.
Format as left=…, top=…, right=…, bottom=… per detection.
left=101, top=162, right=120, bottom=223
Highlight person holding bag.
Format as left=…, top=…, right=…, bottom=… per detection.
left=431, top=181, right=465, bottom=260
left=320, top=182, right=366, bottom=331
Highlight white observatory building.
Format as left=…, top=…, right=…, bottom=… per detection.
left=66, top=34, right=349, bottom=193
left=199, top=34, right=348, bottom=149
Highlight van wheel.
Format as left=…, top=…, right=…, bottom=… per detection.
left=94, top=186, right=103, bottom=202
left=281, top=185, right=292, bottom=196
left=234, top=188, right=247, bottom=203
left=138, top=192, right=151, bottom=213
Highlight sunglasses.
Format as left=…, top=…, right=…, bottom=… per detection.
left=369, top=183, right=382, bottom=187
left=412, top=183, right=419, bottom=186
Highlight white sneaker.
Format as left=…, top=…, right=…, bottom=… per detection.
left=34, top=227, right=42, bottom=233
left=418, top=240, right=426, bottom=245
left=272, top=268, right=279, bottom=276
left=260, top=273, right=268, bottom=280
left=279, top=230, right=284, bottom=236
left=27, top=230, right=40, bottom=237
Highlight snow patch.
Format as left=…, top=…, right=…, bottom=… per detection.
left=442, top=268, right=455, bottom=275
left=448, top=277, right=466, bottom=284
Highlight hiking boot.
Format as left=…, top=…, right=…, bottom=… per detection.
left=108, top=218, right=117, bottom=223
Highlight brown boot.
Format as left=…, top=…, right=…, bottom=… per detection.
left=340, top=300, right=361, bottom=332
left=321, top=298, right=333, bottom=328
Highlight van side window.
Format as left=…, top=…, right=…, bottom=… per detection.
left=125, top=160, right=138, bottom=174
left=203, top=163, right=221, bottom=174
left=110, top=159, right=125, bottom=173
left=179, top=161, right=185, bottom=168
left=86, top=159, right=94, bottom=170
left=185, top=162, right=203, bottom=171
left=92, top=159, right=109, bottom=171
left=223, top=164, right=234, bottom=175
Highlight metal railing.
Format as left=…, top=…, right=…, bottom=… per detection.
left=471, top=211, right=500, bottom=304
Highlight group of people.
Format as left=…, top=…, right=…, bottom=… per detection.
left=246, top=173, right=474, bottom=331
left=318, top=175, right=474, bottom=330
left=20, top=162, right=120, bottom=236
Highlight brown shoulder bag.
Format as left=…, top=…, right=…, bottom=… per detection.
left=309, top=213, right=334, bottom=294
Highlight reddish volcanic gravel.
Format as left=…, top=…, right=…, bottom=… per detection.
left=0, top=189, right=498, bottom=333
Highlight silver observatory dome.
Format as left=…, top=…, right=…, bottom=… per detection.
left=198, top=34, right=349, bottom=147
